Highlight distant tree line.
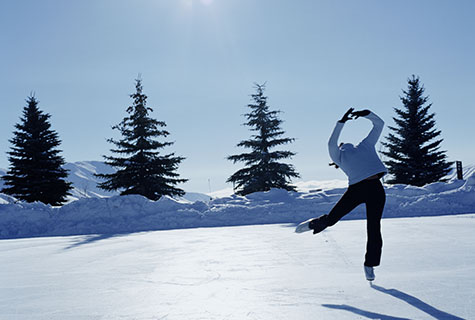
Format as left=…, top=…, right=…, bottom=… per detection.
left=1, top=75, right=453, bottom=205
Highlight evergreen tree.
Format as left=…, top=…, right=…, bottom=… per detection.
left=1, top=96, right=72, bottom=205
left=382, top=75, right=452, bottom=186
left=227, top=83, right=300, bottom=195
left=96, top=78, right=187, bottom=200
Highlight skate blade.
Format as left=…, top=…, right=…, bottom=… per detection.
left=295, top=218, right=314, bottom=233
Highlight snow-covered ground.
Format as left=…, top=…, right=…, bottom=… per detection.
left=1, top=170, right=475, bottom=239
left=1, top=214, right=473, bottom=319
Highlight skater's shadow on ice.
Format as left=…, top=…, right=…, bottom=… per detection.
left=322, top=304, right=411, bottom=320
left=370, top=284, right=464, bottom=320
left=323, top=285, right=464, bottom=320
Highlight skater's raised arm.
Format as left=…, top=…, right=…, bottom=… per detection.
left=328, top=108, right=354, bottom=165
left=328, top=123, right=343, bottom=165
left=353, top=110, right=385, bottom=146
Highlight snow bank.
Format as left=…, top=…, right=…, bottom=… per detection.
left=1, top=174, right=475, bottom=239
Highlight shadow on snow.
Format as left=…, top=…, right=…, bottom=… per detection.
left=370, top=284, right=464, bottom=320
left=322, top=304, right=411, bottom=320
left=323, top=284, right=464, bottom=320
left=63, top=233, right=129, bottom=250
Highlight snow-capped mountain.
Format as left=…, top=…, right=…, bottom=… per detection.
left=0, top=168, right=5, bottom=191
left=1, top=161, right=211, bottom=203
left=64, top=161, right=210, bottom=202
left=63, top=161, right=119, bottom=200
left=64, top=161, right=211, bottom=203
left=448, top=163, right=475, bottom=181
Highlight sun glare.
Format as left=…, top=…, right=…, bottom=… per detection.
left=183, top=0, right=214, bottom=8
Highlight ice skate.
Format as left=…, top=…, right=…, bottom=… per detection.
left=295, top=215, right=328, bottom=234
left=295, top=218, right=313, bottom=233
left=364, top=266, right=375, bottom=281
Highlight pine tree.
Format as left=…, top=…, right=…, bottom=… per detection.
left=1, top=96, right=72, bottom=205
left=96, top=78, right=187, bottom=200
left=227, top=83, right=300, bottom=195
left=381, top=75, right=452, bottom=186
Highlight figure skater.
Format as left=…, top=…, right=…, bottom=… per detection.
left=296, top=108, right=387, bottom=281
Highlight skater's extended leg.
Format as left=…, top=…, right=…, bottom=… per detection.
left=364, top=180, right=386, bottom=267
left=297, top=181, right=365, bottom=234
left=326, top=183, right=365, bottom=227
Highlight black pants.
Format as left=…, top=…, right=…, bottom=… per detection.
left=326, top=178, right=386, bottom=267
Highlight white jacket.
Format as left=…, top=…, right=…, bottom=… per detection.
left=328, top=111, right=387, bottom=185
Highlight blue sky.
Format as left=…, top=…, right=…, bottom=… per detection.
left=1, top=0, right=474, bottom=193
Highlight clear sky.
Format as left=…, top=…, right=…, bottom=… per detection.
left=1, top=0, right=474, bottom=193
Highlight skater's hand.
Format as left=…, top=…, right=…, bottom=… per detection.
left=351, top=109, right=370, bottom=119
left=338, top=108, right=354, bottom=123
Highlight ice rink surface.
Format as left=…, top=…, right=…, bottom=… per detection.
left=1, top=214, right=474, bottom=319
